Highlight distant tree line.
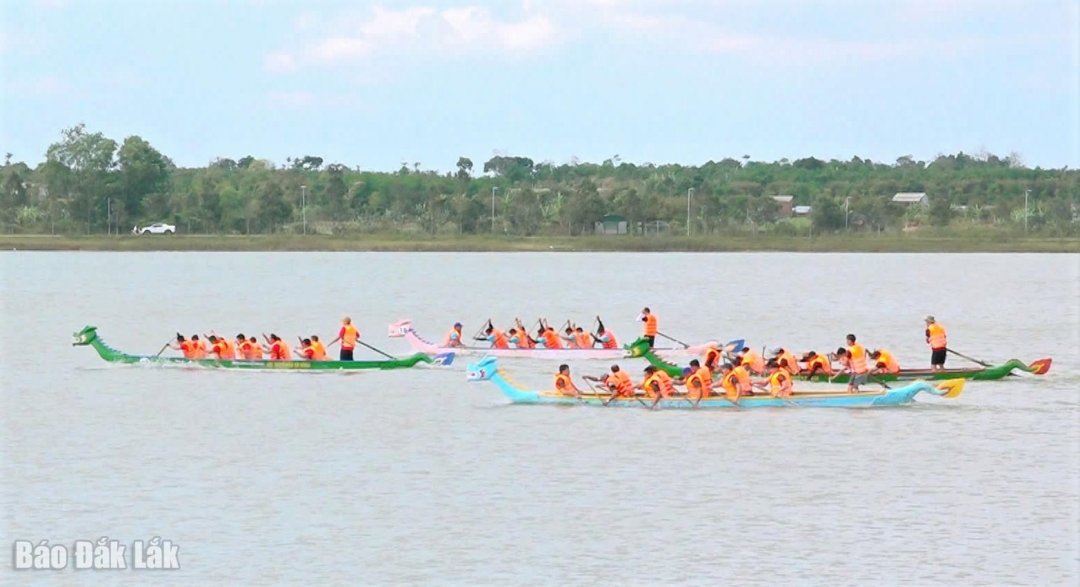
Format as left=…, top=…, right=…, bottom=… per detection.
left=1, top=123, right=1077, bottom=237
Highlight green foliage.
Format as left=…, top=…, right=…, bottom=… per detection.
left=2, top=124, right=1077, bottom=237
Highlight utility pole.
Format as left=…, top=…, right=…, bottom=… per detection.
left=492, top=187, right=498, bottom=232
left=844, top=197, right=850, bottom=231
left=301, top=185, right=307, bottom=235
left=686, top=188, right=694, bottom=236
left=107, top=198, right=111, bottom=235
left=1024, top=189, right=1030, bottom=234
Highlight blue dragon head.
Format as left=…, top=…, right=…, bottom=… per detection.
left=466, top=356, right=498, bottom=382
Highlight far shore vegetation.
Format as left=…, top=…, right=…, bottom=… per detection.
left=2, top=123, right=1077, bottom=251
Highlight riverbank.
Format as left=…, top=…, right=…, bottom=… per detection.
left=1, top=233, right=1077, bottom=252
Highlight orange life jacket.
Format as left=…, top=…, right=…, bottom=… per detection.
left=270, top=340, right=289, bottom=360
left=211, top=340, right=227, bottom=358
left=193, top=340, right=207, bottom=359
left=927, top=323, right=947, bottom=350
left=643, top=314, right=658, bottom=336
left=489, top=329, right=509, bottom=349
left=554, top=373, right=573, bottom=394
left=179, top=340, right=196, bottom=358
left=311, top=341, right=328, bottom=360
left=220, top=339, right=236, bottom=359
left=806, top=355, right=832, bottom=375
left=300, top=345, right=315, bottom=359
left=237, top=340, right=252, bottom=360
left=575, top=332, right=592, bottom=348
left=443, top=328, right=462, bottom=346
left=742, top=349, right=765, bottom=374
left=720, top=371, right=740, bottom=399
left=644, top=371, right=675, bottom=398
left=598, top=332, right=618, bottom=349
left=734, top=365, right=753, bottom=394
left=249, top=342, right=264, bottom=360
left=686, top=367, right=713, bottom=399
left=542, top=329, right=561, bottom=349
left=875, top=349, right=900, bottom=374
left=777, top=350, right=799, bottom=375
left=605, top=370, right=635, bottom=396
left=768, top=370, right=793, bottom=397
left=848, top=344, right=869, bottom=374
left=704, top=346, right=722, bottom=369
left=341, top=324, right=359, bottom=349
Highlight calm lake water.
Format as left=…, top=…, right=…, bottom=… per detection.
left=1, top=251, right=1078, bottom=586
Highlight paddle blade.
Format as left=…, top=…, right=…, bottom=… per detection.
left=1028, top=358, right=1052, bottom=375
left=432, top=352, right=455, bottom=366
left=935, top=379, right=965, bottom=399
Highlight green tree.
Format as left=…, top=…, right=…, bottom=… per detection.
left=929, top=196, right=952, bottom=227
left=812, top=196, right=845, bottom=233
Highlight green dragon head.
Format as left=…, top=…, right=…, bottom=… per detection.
left=625, top=337, right=651, bottom=357
left=72, top=325, right=99, bottom=346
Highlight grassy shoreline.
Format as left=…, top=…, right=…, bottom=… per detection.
left=1, top=233, right=1077, bottom=253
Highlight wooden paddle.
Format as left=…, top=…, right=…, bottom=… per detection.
left=946, top=348, right=991, bottom=368
left=154, top=340, right=171, bottom=357
left=657, top=331, right=690, bottom=348
left=357, top=340, right=396, bottom=360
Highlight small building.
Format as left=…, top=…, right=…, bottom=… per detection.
left=771, top=195, right=794, bottom=217
left=793, top=205, right=812, bottom=216
left=594, top=214, right=628, bottom=235
left=892, top=192, right=930, bottom=209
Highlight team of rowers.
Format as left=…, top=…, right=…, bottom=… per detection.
left=168, top=317, right=366, bottom=361
left=443, top=308, right=661, bottom=349
left=554, top=332, right=911, bottom=406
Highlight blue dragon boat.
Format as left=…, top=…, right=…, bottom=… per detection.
left=465, top=357, right=965, bottom=409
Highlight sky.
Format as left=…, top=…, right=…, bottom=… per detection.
left=1, top=0, right=1077, bottom=172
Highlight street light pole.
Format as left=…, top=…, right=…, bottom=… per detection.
left=300, top=185, right=307, bottom=235
left=492, top=187, right=498, bottom=232
left=686, top=188, right=694, bottom=237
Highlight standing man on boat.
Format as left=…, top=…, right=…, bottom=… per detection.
left=327, top=317, right=360, bottom=361
left=925, top=316, right=948, bottom=371
left=639, top=307, right=658, bottom=348
left=835, top=334, right=870, bottom=392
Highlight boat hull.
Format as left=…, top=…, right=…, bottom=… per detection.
left=389, top=320, right=717, bottom=360
left=465, top=357, right=964, bottom=409
left=631, top=342, right=1051, bottom=382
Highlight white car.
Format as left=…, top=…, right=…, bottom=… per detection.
left=134, top=223, right=176, bottom=235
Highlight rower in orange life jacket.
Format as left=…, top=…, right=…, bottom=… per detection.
left=599, top=364, right=635, bottom=398
left=443, top=323, right=465, bottom=348
left=481, top=325, right=510, bottom=349
left=507, top=328, right=528, bottom=348
left=235, top=334, right=250, bottom=360
left=296, top=338, right=316, bottom=360
left=717, top=363, right=741, bottom=401
left=768, top=347, right=801, bottom=376
left=208, top=332, right=236, bottom=359
left=513, top=319, right=537, bottom=348
left=309, top=335, right=327, bottom=360
left=755, top=359, right=794, bottom=398
left=170, top=334, right=196, bottom=358
left=640, top=366, right=676, bottom=405
left=573, top=327, right=593, bottom=348
left=247, top=336, right=264, bottom=360
left=837, top=333, right=869, bottom=391
left=263, top=333, right=291, bottom=360
left=801, top=351, right=833, bottom=376
left=190, top=334, right=208, bottom=359
left=703, top=345, right=724, bottom=372
left=738, top=347, right=765, bottom=375
left=683, top=359, right=713, bottom=404
left=870, top=348, right=900, bottom=374
left=594, top=319, right=618, bottom=349
left=208, top=336, right=229, bottom=360
left=554, top=364, right=582, bottom=397
left=925, top=315, right=948, bottom=371
left=639, top=307, right=658, bottom=348
left=731, top=358, right=755, bottom=395
left=561, top=326, right=579, bottom=348
left=539, top=325, right=562, bottom=349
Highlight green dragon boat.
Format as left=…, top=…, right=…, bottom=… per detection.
left=626, top=339, right=1052, bottom=382
left=72, top=325, right=454, bottom=370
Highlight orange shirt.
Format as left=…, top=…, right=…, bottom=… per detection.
left=643, top=314, right=658, bottom=336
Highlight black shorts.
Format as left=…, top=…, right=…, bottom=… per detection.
left=340, top=348, right=354, bottom=361
left=931, top=349, right=946, bottom=366
left=645, top=335, right=655, bottom=348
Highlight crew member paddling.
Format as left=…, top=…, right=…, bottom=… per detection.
left=169, top=334, right=197, bottom=358
left=327, top=317, right=360, bottom=361
left=640, top=365, right=676, bottom=407
left=480, top=323, right=510, bottom=349
left=755, top=359, right=794, bottom=398
left=190, top=334, right=207, bottom=359
left=639, top=307, right=658, bottom=348
left=539, top=322, right=562, bottom=349
left=738, top=347, right=765, bottom=375
left=554, top=364, right=582, bottom=397
left=236, top=334, right=254, bottom=360
left=769, top=347, right=801, bottom=376
left=263, top=333, right=291, bottom=360
left=573, top=327, right=593, bottom=348
left=684, top=359, right=712, bottom=405
left=870, top=348, right=900, bottom=375
left=925, top=315, right=948, bottom=371
left=296, top=338, right=316, bottom=360
left=443, top=323, right=466, bottom=348
left=801, top=351, right=833, bottom=377
left=594, top=318, right=618, bottom=349
left=309, top=335, right=327, bottom=360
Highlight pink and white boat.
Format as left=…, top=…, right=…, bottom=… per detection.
left=387, top=320, right=719, bottom=360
